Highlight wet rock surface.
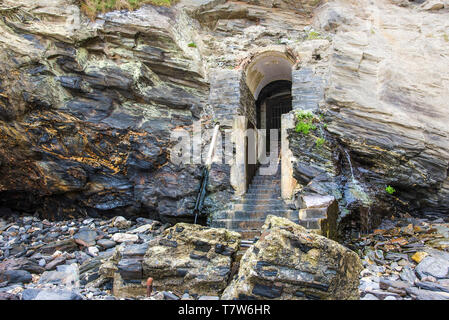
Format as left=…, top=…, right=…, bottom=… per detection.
left=347, top=215, right=449, bottom=300
left=222, top=215, right=363, bottom=300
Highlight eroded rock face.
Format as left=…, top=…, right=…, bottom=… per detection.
left=102, top=223, right=241, bottom=298
left=0, top=0, right=448, bottom=224
left=222, top=215, right=363, bottom=300
left=319, top=0, right=449, bottom=216
left=0, top=0, right=208, bottom=221
left=286, top=0, right=449, bottom=231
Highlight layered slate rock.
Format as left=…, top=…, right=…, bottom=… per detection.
left=102, top=223, right=241, bottom=298
left=142, top=223, right=240, bottom=295
left=319, top=0, right=449, bottom=216
left=0, top=0, right=207, bottom=222
left=222, top=215, right=362, bottom=300
left=0, top=0, right=448, bottom=227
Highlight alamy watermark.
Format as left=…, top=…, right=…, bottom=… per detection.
left=170, top=121, right=281, bottom=175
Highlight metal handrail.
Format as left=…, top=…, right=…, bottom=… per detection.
left=193, top=124, right=220, bottom=224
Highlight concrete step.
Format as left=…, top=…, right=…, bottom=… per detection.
left=249, top=182, right=281, bottom=187
left=248, top=188, right=279, bottom=193
left=298, top=218, right=322, bottom=230
left=212, top=219, right=265, bottom=230
left=251, top=178, right=280, bottom=183
left=233, top=229, right=262, bottom=240
left=248, top=181, right=281, bottom=189
left=212, top=218, right=300, bottom=230
left=242, top=194, right=281, bottom=199
left=233, top=203, right=289, bottom=211
left=240, top=240, right=256, bottom=248
left=246, top=189, right=280, bottom=194
left=214, top=210, right=298, bottom=220
left=298, top=207, right=328, bottom=220
left=233, top=199, right=287, bottom=205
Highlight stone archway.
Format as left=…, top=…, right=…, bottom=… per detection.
left=244, top=50, right=295, bottom=100
left=208, top=50, right=302, bottom=198
left=241, top=50, right=297, bottom=198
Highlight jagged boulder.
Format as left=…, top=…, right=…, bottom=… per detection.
left=142, top=223, right=241, bottom=295
left=102, top=223, right=241, bottom=298
left=222, top=215, right=363, bottom=300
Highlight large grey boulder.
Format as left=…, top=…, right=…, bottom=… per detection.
left=102, top=223, right=241, bottom=298
left=222, top=215, right=363, bottom=300
left=140, top=223, right=241, bottom=297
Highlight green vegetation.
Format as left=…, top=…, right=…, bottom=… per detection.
left=315, top=137, right=325, bottom=148
left=188, top=42, right=197, bottom=48
left=385, top=185, right=396, bottom=195
left=295, top=111, right=328, bottom=148
left=80, top=0, right=176, bottom=20
left=307, top=30, right=321, bottom=40
left=444, top=34, right=449, bottom=42
left=296, top=110, right=314, bottom=121
left=295, top=111, right=317, bottom=135
left=295, top=121, right=316, bottom=135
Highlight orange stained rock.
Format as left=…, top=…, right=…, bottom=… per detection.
left=412, top=251, right=428, bottom=264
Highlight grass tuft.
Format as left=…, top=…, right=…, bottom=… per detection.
left=385, top=185, right=396, bottom=195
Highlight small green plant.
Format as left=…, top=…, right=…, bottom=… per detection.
left=315, top=137, right=325, bottom=148
left=295, top=111, right=318, bottom=135
left=307, top=30, right=321, bottom=40
left=188, top=42, right=197, bottom=48
left=385, top=185, right=396, bottom=195
left=443, top=34, right=449, bottom=42
left=296, top=110, right=314, bottom=121
left=295, top=121, right=316, bottom=135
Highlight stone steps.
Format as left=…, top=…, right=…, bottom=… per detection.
left=210, top=161, right=299, bottom=241
left=297, top=218, right=322, bottom=230
left=245, top=189, right=280, bottom=195
left=210, top=160, right=338, bottom=242
left=234, top=198, right=285, bottom=205
left=212, top=219, right=268, bottom=230
left=251, top=178, right=281, bottom=183
left=213, top=216, right=300, bottom=229
left=240, top=194, right=281, bottom=200
left=233, top=229, right=263, bottom=240
left=298, top=207, right=328, bottom=219
left=214, top=210, right=298, bottom=220
left=232, top=203, right=289, bottom=211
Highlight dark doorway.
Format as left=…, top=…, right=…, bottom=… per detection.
left=256, top=80, right=292, bottom=153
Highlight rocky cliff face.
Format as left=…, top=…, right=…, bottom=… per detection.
left=0, top=0, right=448, bottom=224
left=0, top=0, right=209, bottom=221
left=320, top=0, right=449, bottom=217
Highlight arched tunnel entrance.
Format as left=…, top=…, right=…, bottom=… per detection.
left=243, top=50, right=295, bottom=188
